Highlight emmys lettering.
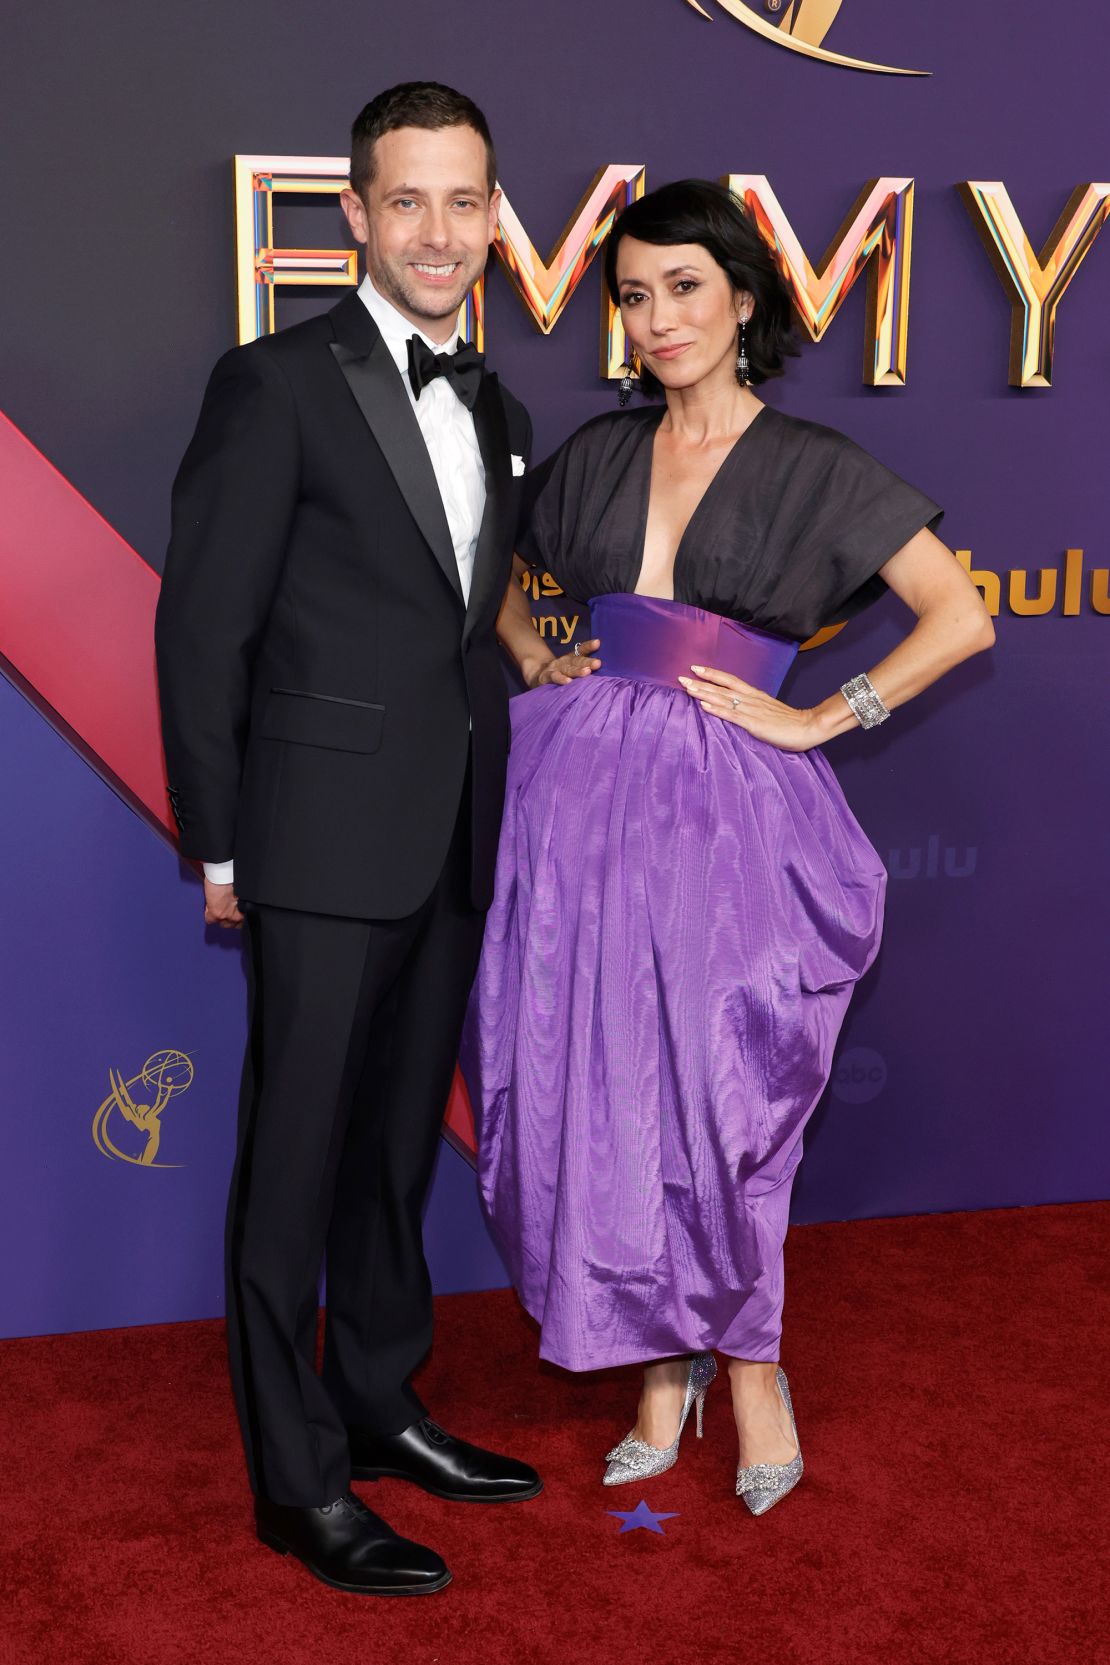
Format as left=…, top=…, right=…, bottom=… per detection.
left=233, top=158, right=1110, bottom=391
left=91, top=1050, right=194, bottom=1169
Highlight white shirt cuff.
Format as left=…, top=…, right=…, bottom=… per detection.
left=203, top=860, right=236, bottom=886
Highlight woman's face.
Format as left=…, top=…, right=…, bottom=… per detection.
left=615, top=236, right=752, bottom=393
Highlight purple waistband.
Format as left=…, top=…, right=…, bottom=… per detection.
left=588, top=593, right=797, bottom=698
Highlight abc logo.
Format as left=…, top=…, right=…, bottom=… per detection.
left=831, top=1046, right=887, bottom=1105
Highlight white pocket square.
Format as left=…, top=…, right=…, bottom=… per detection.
left=510, top=454, right=526, bottom=477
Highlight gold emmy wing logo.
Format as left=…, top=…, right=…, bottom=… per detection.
left=684, top=0, right=928, bottom=75
left=91, top=1050, right=195, bottom=1168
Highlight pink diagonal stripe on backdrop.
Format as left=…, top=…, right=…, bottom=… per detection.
left=0, top=409, right=173, bottom=837
left=0, top=408, right=479, bottom=1160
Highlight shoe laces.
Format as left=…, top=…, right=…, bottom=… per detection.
left=420, top=1418, right=451, bottom=1446
left=321, top=1494, right=372, bottom=1522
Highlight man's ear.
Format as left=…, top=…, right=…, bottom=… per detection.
left=487, top=187, right=502, bottom=246
left=340, top=187, right=369, bottom=246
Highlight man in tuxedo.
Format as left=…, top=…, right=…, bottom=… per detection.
left=155, top=82, right=542, bottom=1596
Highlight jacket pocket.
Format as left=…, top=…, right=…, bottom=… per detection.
left=261, top=688, right=385, bottom=754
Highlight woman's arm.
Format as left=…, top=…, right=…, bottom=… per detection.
left=679, top=527, right=995, bottom=750
left=496, top=557, right=601, bottom=688
left=806, top=527, right=996, bottom=742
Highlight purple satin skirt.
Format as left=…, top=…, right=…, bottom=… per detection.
left=460, top=594, right=886, bottom=1372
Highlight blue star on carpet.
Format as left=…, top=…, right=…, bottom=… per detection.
left=607, top=1498, right=679, bottom=1535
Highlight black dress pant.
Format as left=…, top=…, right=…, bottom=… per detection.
left=225, top=777, right=485, bottom=1507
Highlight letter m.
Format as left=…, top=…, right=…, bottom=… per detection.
left=723, top=175, right=914, bottom=386
left=491, top=167, right=645, bottom=373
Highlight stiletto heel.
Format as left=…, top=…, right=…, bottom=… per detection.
left=603, top=1353, right=717, bottom=1486
left=735, top=1366, right=803, bottom=1516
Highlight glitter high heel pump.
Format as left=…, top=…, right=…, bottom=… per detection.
left=602, top=1353, right=717, bottom=1487
left=735, top=1366, right=803, bottom=1516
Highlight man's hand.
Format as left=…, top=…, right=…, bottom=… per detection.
left=204, top=878, right=244, bottom=928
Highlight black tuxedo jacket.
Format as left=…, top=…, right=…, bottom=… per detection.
left=155, top=292, right=531, bottom=918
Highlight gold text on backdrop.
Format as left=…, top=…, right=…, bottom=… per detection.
left=725, top=175, right=912, bottom=385
left=234, top=159, right=1110, bottom=389
left=959, top=183, right=1110, bottom=386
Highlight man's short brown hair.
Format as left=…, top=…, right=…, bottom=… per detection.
left=350, top=82, right=498, bottom=199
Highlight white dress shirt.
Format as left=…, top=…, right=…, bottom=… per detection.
left=358, top=275, right=486, bottom=602
left=203, top=277, right=487, bottom=888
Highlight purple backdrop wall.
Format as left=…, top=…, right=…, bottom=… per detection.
left=1, top=0, right=1106, bottom=1336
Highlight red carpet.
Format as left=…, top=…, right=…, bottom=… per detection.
left=2, top=1203, right=1107, bottom=1665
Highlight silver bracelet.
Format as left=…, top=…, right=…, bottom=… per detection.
left=840, top=672, right=890, bottom=729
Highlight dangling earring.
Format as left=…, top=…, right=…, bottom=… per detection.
left=617, top=343, right=638, bottom=406
left=736, top=317, right=751, bottom=387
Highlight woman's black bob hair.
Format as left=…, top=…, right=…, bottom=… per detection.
left=603, top=179, right=800, bottom=394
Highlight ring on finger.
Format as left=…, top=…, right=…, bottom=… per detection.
left=730, top=696, right=741, bottom=710
left=574, top=642, right=582, bottom=657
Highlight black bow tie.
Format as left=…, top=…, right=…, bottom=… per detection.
left=406, top=335, right=485, bottom=410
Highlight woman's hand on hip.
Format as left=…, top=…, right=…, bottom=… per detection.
left=678, top=665, right=821, bottom=752
left=530, top=639, right=602, bottom=687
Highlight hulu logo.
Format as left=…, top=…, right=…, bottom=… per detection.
left=887, top=837, right=977, bottom=880
left=957, top=548, right=1109, bottom=617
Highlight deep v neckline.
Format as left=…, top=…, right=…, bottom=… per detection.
left=631, top=403, right=769, bottom=600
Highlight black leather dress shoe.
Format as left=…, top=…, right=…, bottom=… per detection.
left=255, top=1492, right=451, bottom=1595
left=350, top=1417, right=543, bottom=1503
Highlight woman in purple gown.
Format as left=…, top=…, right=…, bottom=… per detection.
left=463, top=181, right=994, bottom=1513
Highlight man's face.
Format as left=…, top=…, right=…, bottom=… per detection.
left=341, top=124, right=499, bottom=339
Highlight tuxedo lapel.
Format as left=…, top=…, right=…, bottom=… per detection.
left=328, top=294, right=462, bottom=606
left=463, top=373, right=512, bottom=644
